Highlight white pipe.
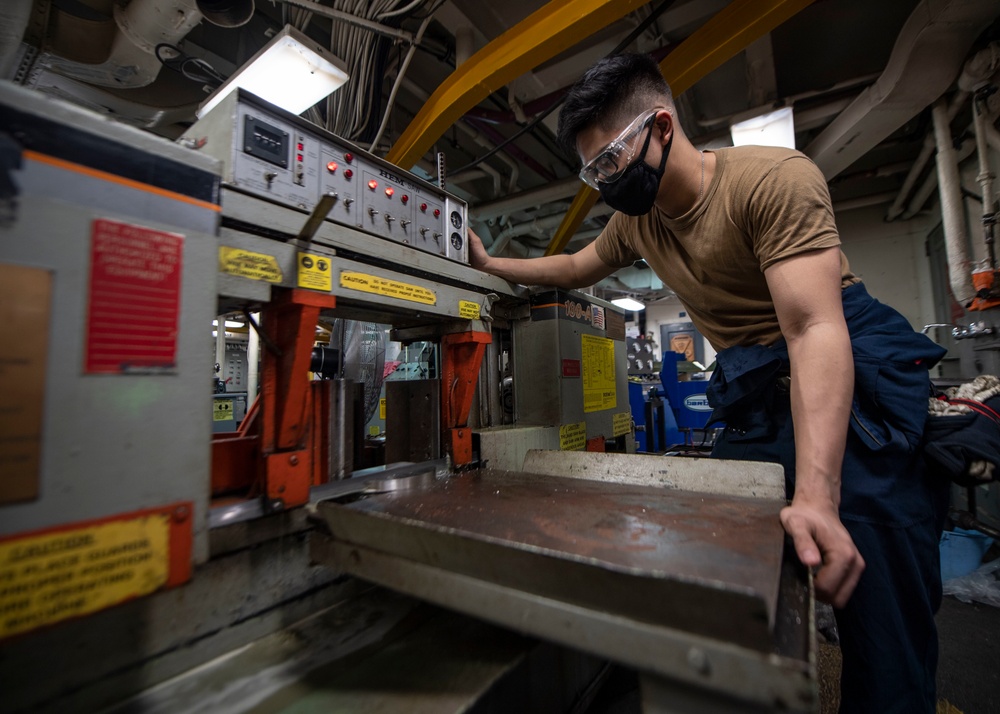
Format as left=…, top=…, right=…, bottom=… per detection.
left=0, top=0, right=31, bottom=80
left=932, top=99, right=975, bottom=305
left=472, top=177, right=581, bottom=221
left=886, top=91, right=968, bottom=221
left=488, top=204, right=615, bottom=256
left=455, top=26, right=475, bottom=66
left=247, top=311, right=260, bottom=403
left=972, top=92, right=998, bottom=266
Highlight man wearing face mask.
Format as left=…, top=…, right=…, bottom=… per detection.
left=468, top=53, right=949, bottom=713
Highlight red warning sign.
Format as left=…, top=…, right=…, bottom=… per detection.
left=85, top=219, right=183, bottom=374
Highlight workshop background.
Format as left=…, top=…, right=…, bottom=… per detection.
left=1, top=1, right=1000, bottom=713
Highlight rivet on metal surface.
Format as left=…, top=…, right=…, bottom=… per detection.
left=289, top=455, right=299, bottom=465
left=278, top=485, right=286, bottom=493
left=173, top=505, right=190, bottom=522
left=687, top=647, right=711, bottom=676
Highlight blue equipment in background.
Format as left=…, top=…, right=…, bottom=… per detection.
left=660, top=352, right=715, bottom=435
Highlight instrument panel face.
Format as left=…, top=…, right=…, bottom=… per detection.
left=228, top=104, right=468, bottom=264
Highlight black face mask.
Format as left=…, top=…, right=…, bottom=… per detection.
left=598, top=124, right=672, bottom=216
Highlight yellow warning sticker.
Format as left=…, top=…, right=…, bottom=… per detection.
left=581, top=334, right=616, bottom=413
left=213, top=399, right=234, bottom=421
left=612, top=412, right=632, bottom=437
left=369, top=426, right=380, bottom=437
left=560, top=421, right=587, bottom=451
left=458, top=300, right=480, bottom=320
left=340, top=271, right=436, bottom=305
left=379, top=398, right=386, bottom=420
left=218, top=247, right=283, bottom=283
left=0, top=514, right=169, bottom=639
left=297, top=252, right=332, bottom=291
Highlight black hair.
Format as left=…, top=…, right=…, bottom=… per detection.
left=556, top=53, right=673, bottom=156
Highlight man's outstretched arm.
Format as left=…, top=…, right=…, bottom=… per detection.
left=469, top=229, right=618, bottom=289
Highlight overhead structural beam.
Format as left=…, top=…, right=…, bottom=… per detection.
left=385, top=0, right=649, bottom=170
left=544, top=0, right=818, bottom=257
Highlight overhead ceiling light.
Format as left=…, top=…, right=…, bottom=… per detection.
left=213, top=319, right=245, bottom=328
left=611, top=297, right=645, bottom=312
left=730, top=106, right=796, bottom=149
left=197, top=25, right=350, bottom=118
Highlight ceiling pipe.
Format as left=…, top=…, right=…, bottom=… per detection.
left=972, top=90, right=998, bottom=268
left=831, top=191, right=899, bottom=213
left=886, top=91, right=968, bottom=222
left=42, top=0, right=253, bottom=89
left=488, top=203, right=615, bottom=257
left=804, top=0, right=998, bottom=180
left=472, top=176, right=581, bottom=221
left=902, top=129, right=977, bottom=220
left=931, top=98, right=976, bottom=306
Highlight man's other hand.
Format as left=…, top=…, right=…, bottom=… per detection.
left=468, top=228, right=491, bottom=271
left=780, top=500, right=865, bottom=608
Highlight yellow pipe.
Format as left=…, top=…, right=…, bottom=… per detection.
left=544, top=0, right=817, bottom=257
left=385, top=0, right=648, bottom=169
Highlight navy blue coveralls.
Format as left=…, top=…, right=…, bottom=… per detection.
left=707, top=282, right=949, bottom=714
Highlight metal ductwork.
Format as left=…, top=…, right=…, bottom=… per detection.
left=805, top=0, right=999, bottom=180
left=41, top=0, right=254, bottom=89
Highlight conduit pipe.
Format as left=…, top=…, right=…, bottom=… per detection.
left=903, top=130, right=977, bottom=220
left=886, top=91, right=968, bottom=221
left=804, top=0, right=998, bottom=180
left=972, top=92, right=998, bottom=267
left=488, top=203, right=615, bottom=257
left=931, top=98, right=975, bottom=306
left=472, top=177, right=582, bottom=222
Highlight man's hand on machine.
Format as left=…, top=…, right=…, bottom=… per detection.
left=780, top=499, right=865, bottom=608
left=468, top=228, right=492, bottom=272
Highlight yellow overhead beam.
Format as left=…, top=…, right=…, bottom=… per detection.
left=544, top=0, right=817, bottom=257
left=385, top=0, right=648, bottom=170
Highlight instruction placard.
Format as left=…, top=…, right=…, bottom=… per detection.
left=612, top=412, right=632, bottom=437
left=218, top=247, right=283, bottom=283
left=0, top=514, right=170, bottom=639
left=581, top=334, right=616, bottom=413
left=379, top=398, right=386, bottom=420
left=560, top=422, right=587, bottom=451
left=340, top=271, right=436, bottom=305
left=297, top=252, right=332, bottom=291
left=213, top=399, right=234, bottom=422
left=458, top=300, right=480, bottom=320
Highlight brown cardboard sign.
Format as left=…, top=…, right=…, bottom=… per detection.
left=0, top=263, right=52, bottom=504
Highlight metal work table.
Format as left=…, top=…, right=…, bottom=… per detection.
left=312, top=467, right=817, bottom=713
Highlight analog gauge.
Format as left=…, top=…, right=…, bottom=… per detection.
left=450, top=210, right=463, bottom=229
left=450, top=232, right=464, bottom=250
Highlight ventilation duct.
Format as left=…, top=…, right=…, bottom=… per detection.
left=41, top=0, right=254, bottom=89
left=805, top=0, right=998, bottom=180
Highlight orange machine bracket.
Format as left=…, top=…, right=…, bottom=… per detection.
left=440, top=331, right=491, bottom=466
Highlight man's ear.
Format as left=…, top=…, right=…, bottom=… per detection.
left=653, top=110, right=673, bottom=146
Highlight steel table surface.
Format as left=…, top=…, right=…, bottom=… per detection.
left=318, top=468, right=786, bottom=651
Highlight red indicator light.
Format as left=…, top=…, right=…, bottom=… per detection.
left=433, top=208, right=441, bottom=218
left=326, top=161, right=338, bottom=173
left=344, top=169, right=353, bottom=179
left=385, top=187, right=394, bottom=198
left=297, top=142, right=304, bottom=151
left=296, top=154, right=303, bottom=162
left=368, top=179, right=378, bottom=191
left=344, top=153, right=353, bottom=163
left=420, top=203, right=427, bottom=212
left=401, top=194, right=409, bottom=204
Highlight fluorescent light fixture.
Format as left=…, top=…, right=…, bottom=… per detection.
left=197, top=25, right=350, bottom=118
left=213, top=319, right=245, bottom=329
left=730, top=106, right=796, bottom=149
left=611, top=297, right=645, bottom=312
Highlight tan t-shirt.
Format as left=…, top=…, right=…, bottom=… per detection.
left=595, top=145, right=859, bottom=350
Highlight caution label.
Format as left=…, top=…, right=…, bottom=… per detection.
left=612, top=412, right=632, bottom=437
left=340, top=271, right=436, bottom=305
left=581, top=334, right=616, bottom=413
left=297, top=252, right=332, bottom=291
left=369, top=426, right=380, bottom=437
left=560, top=421, right=587, bottom=451
left=213, top=399, right=234, bottom=421
left=379, top=398, right=386, bottom=420
left=458, top=300, right=481, bottom=320
left=0, top=514, right=170, bottom=639
left=219, top=247, right=283, bottom=283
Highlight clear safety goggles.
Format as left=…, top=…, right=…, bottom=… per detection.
left=578, top=109, right=659, bottom=189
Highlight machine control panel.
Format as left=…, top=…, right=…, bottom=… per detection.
left=185, top=92, right=468, bottom=264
